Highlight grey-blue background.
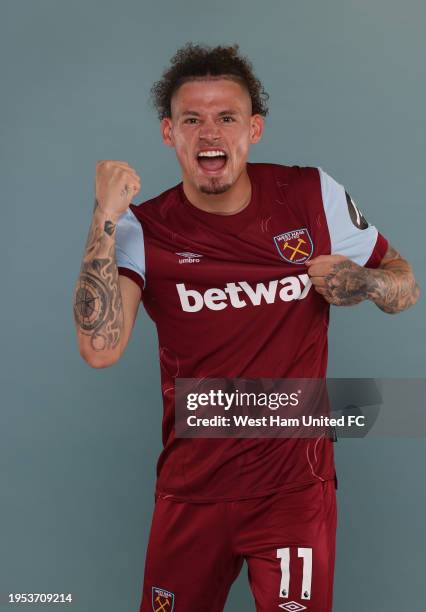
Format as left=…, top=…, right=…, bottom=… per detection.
left=1, top=0, right=425, bottom=610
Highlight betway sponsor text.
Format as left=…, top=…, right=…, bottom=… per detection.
left=176, top=274, right=312, bottom=312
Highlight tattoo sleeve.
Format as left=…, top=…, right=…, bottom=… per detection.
left=73, top=201, right=124, bottom=352
left=364, top=245, right=420, bottom=314
left=324, top=246, right=420, bottom=313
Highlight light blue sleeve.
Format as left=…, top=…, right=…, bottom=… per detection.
left=319, top=167, right=380, bottom=266
left=115, top=207, right=146, bottom=288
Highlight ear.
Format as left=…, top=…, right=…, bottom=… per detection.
left=249, top=114, right=264, bottom=144
left=161, top=117, right=175, bottom=147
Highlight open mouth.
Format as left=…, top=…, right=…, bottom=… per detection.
left=196, top=150, right=228, bottom=172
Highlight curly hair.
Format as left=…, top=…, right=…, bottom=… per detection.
left=150, top=42, right=269, bottom=120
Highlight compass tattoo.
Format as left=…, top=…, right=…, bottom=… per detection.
left=73, top=213, right=123, bottom=351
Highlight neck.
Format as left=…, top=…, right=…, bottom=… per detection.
left=182, top=166, right=252, bottom=215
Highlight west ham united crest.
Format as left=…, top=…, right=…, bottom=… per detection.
left=273, top=228, right=313, bottom=264
left=152, top=587, right=175, bottom=612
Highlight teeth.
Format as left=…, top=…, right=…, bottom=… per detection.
left=198, top=150, right=226, bottom=157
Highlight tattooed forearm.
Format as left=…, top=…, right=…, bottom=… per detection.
left=73, top=207, right=124, bottom=351
left=321, top=248, right=419, bottom=313
left=364, top=255, right=420, bottom=314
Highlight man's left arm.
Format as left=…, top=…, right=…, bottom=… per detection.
left=306, top=245, right=420, bottom=313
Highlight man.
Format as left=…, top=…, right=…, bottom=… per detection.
left=73, top=43, right=419, bottom=611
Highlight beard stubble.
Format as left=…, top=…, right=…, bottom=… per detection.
left=199, top=177, right=232, bottom=195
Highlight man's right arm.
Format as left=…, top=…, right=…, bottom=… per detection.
left=73, top=161, right=141, bottom=368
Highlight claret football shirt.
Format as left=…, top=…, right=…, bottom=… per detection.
left=115, top=162, right=388, bottom=502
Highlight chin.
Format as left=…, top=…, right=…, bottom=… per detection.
left=196, top=171, right=234, bottom=195
left=199, top=180, right=233, bottom=195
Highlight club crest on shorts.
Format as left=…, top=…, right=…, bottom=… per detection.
left=273, top=229, right=313, bottom=264
left=152, top=587, right=174, bottom=612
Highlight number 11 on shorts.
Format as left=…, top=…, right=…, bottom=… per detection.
left=277, top=547, right=313, bottom=600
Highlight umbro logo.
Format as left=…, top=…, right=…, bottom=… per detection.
left=278, top=602, right=307, bottom=611
left=176, top=252, right=203, bottom=264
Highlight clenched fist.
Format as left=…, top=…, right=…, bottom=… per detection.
left=95, top=160, right=141, bottom=218
left=306, top=254, right=368, bottom=306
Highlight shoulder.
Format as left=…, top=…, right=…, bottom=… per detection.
left=248, top=161, right=320, bottom=188
left=129, top=181, right=182, bottom=221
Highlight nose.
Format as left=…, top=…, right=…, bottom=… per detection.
left=198, top=117, right=221, bottom=142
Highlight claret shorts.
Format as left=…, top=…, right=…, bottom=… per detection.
left=140, top=478, right=337, bottom=612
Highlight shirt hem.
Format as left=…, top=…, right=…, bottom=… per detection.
left=155, top=473, right=336, bottom=504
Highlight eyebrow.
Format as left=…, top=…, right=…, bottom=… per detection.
left=181, top=110, right=239, bottom=117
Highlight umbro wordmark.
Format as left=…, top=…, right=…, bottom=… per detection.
left=176, top=274, right=312, bottom=312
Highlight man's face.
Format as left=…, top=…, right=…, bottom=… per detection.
left=161, top=78, right=264, bottom=195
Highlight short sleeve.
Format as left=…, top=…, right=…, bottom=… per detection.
left=115, top=207, right=146, bottom=292
left=319, top=168, right=388, bottom=268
